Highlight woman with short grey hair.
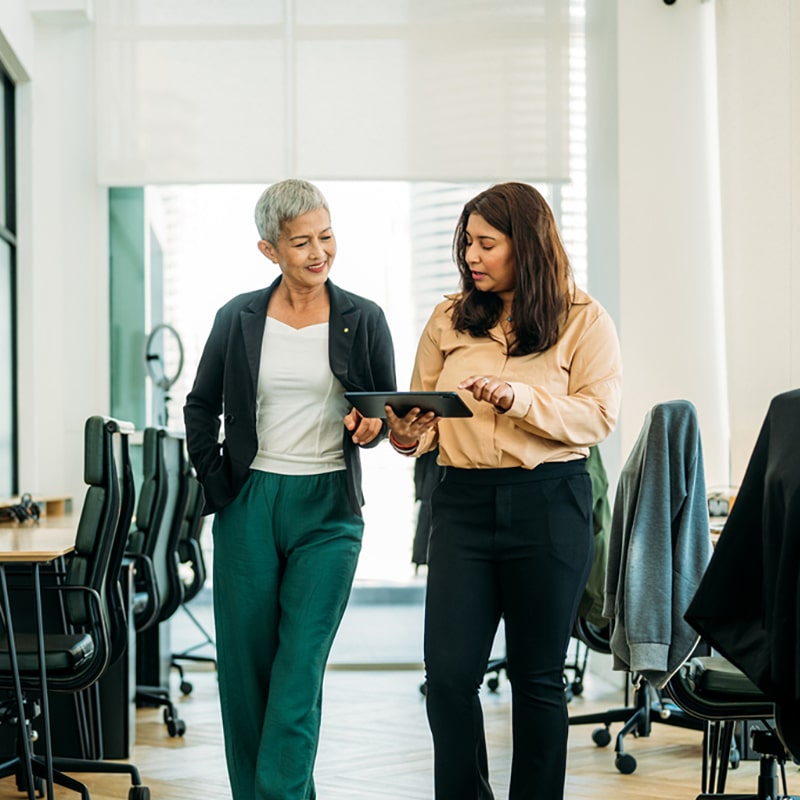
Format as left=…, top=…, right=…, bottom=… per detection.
left=184, top=178, right=397, bottom=800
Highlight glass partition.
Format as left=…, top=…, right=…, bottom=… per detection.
left=0, top=239, right=12, bottom=495
left=0, top=67, right=15, bottom=496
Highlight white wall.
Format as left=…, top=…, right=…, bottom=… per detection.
left=8, top=7, right=109, bottom=507
left=1, top=0, right=798, bottom=506
left=715, top=0, right=800, bottom=482
left=588, top=0, right=800, bottom=491
left=614, top=0, right=729, bottom=487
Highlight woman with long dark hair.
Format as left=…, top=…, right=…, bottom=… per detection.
left=387, top=182, right=622, bottom=800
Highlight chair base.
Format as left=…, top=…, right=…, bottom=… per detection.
left=0, top=753, right=90, bottom=800
left=698, top=727, right=797, bottom=800
left=135, top=685, right=187, bottom=738
left=1, top=753, right=152, bottom=800
left=170, top=655, right=216, bottom=697
left=569, top=676, right=704, bottom=774
left=170, top=601, right=217, bottom=696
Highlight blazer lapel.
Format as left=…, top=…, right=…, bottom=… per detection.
left=328, top=282, right=360, bottom=384
left=240, top=283, right=275, bottom=391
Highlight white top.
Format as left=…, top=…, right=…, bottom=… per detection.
left=250, top=318, right=348, bottom=475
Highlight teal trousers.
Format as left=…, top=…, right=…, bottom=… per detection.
left=211, top=469, right=363, bottom=800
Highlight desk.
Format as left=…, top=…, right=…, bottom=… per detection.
left=0, top=496, right=73, bottom=518
left=0, top=528, right=76, bottom=558
left=0, top=518, right=138, bottom=760
left=0, top=532, right=75, bottom=800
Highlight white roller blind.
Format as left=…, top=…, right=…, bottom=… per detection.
left=96, top=0, right=571, bottom=185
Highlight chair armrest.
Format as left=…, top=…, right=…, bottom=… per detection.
left=0, top=584, right=112, bottom=691
left=125, top=551, right=161, bottom=632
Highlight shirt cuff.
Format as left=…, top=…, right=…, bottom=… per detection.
left=501, top=381, right=534, bottom=418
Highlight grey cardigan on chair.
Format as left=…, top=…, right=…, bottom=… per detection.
left=604, top=399, right=712, bottom=690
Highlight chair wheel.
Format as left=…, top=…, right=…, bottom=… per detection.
left=180, top=680, right=193, bottom=695
left=615, top=752, right=637, bottom=774
left=167, top=717, right=187, bottom=737
left=419, top=681, right=427, bottom=697
left=486, top=676, right=500, bottom=693
left=571, top=679, right=584, bottom=696
left=592, top=727, right=612, bottom=748
left=130, top=786, right=151, bottom=800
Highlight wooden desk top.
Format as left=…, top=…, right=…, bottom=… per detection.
left=0, top=527, right=76, bottom=561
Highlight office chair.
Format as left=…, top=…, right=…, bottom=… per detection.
left=128, top=427, right=189, bottom=737
left=0, top=415, right=150, bottom=800
left=665, top=655, right=795, bottom=798
left=171, top=469, right=217, bottom=696
left=49, top=416, right=140, bottom=763
left=568, top=400, right=711, bottom=774
left=668, top=388, right=800, bottom=799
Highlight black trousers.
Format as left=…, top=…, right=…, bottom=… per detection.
left=424, top=462, right=593, bottom=800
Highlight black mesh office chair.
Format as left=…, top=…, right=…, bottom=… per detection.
left=666, top=388, right=800, bottom=799
left=0, top=416, right=150, bottom=800
left=53, top=416, right=139, bottom=763
left=666, top=656, right=792, bottom=798
left=171, top=468, right=217, bottom=696
left=568, top=400, right=711, bottom=774
left=128, top=426, right=189, bottom=737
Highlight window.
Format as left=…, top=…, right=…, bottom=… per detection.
left=113, top=1, right=587, bottom=581
left=0, top=65, right=16, bottom=497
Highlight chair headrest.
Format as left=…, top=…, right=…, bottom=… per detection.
left=83, top=417, right=108, bottom=486
left=83, top=416, right=136, bottom=486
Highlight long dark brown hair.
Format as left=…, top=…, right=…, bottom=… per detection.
left=450, top=182, right=574, bottom=356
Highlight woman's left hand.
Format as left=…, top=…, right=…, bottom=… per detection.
left=344, top=408, right=383, bottom=445
left=458, top=375, right=514, bottom=412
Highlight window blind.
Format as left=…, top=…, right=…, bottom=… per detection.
left=95, top=0, right=571, bottom=185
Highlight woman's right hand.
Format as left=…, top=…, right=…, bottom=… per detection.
left=385, top=406, right=439, bottom=447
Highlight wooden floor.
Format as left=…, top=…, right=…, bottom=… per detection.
left=2, top=659, right=795, bottom=800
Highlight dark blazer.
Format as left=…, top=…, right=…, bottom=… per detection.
left=685, top=388, right=800, bottom=701
left=183, top=276, right=397, bottom=516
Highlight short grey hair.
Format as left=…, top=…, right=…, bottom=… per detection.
left=254, top=179, right=330, bottom=244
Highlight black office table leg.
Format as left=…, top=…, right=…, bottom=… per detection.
left=0, top=564, right=39, bottom=800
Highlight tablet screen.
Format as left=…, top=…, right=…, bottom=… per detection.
left=344, top=391, right=473, bottom=419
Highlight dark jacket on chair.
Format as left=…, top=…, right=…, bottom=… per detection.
left=686, top=388, right=800, bottom=702
left=183, top=276, right=397, bottom=516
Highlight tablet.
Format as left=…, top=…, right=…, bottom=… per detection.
left=344, top=391, right=473, bottom=419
